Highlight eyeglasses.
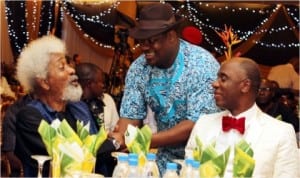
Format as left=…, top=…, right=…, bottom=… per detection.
left=258, top=87, right=272, bottom=92
left=137, top=33, right=166, bottom=46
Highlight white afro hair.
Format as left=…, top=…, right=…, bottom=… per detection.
left=16, top=35, right=66, bottom=92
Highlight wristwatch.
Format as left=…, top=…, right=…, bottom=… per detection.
left=110, top=138, right=121, bottom=150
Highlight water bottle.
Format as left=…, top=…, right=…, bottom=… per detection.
left=180, top=158, right=193, bottom=178
left=142, top=153, right=160, bottom=178
left=163, top=162, right=179, bottom=178
left=127, top=158, right=140, bottom=177
left=112, top=154, right=128, bottom=178
left=191, top=160, right=200, bottom=178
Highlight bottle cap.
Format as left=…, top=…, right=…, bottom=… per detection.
left=166, top=162, right=177, bottom=170
left=185, top=158, right=193, bottom=166
left=128, top=158, right=138, bottom=166
left=118, top=155, right=128, bottom=162
left=128, top=153, right=138, bottom=160
left=192, top=160, right=200, bottom=168
left=147, top=153, right=156, bottom=161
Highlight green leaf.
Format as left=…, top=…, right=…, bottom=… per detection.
left=233, top=146, right=255, bottom=177
left=200, top=144, right=219, bottom=163
left=200, top=147, right=230, bottom=178
left=92, top=126, right=107, bottom=155
left=38, top=120, right=57, bottom=156
left=236, top=139, right=254, bottom=157
left=58, top=120, right=82, bottom=145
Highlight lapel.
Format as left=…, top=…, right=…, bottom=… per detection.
left=243, top=108, right=266, bottom=150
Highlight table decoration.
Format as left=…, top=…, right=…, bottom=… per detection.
left=38, top=119, right=107, bottom=177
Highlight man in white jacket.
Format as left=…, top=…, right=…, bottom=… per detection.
left=185, top=57, right=299, bottom=178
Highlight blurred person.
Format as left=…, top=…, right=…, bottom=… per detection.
left=14, top=35, right=98, bottom=177
left=68, top=53, right=81, bottom=68
left=2, top=93, right=35, bottom=177
left=75, top=62, right=120, bottom=176
left=76, top=63, right=119, bottom=132
left=256, top=78, right=299, bottom=133
left=185, top=57, right=299, bottom=177
left=111, top=3, right=220, bottom=175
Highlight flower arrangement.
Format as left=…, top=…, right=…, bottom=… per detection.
left=38, top=119, right=107, bottom=177
left=193, top=136, right=255, bottom=178
left=215, top=25, right=242, bottom=60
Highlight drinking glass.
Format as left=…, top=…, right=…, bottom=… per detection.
left=31, top=155, right=51, bottom=178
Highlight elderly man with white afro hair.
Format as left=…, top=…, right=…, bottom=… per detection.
left=16, top=35, right=66, bottom=93
left=13, top=35, right=98, bottom=177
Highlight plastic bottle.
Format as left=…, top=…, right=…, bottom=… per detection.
left=191, top=160, right=200, bottom=178
left=142, top=153, right=160, bottom=178
left=112, top=154, right=128, bottom=178
left=180, top=158, right=193, bottom=178
left=127, top=158, right=140, bottom=177
left=163, top=162, right=179, bottom=178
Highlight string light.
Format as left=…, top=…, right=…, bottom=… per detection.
left=5, top=1, right=28, bottom=54
left=62, top=1, right=119, bottom=49
left=175, top=3, right=298, bottom=55
left=255, top=41, right=300, bottom=48
left=286, top=6, right=299, bottom=25
left=4, top=1, right=299, bottom=56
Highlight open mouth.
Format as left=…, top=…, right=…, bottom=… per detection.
left=70, top=76, right=79, bottom=86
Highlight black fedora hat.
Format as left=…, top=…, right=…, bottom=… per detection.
left=129, top=3, right=184, bottom=40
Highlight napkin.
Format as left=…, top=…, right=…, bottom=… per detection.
left=38, top=119, right=107, bottom=177
left=193, top=136, right=255, bottom=178
left=125, top=124, right=152, bottom=166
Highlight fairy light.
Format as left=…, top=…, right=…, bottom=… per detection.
left=5, top=1, right=28, bottom=54
left=175, top=2, right=298, bottom=55
left=4, top=1, right=299, bottom=56
left=286, top=6, right=299, bottom=25
left=62, top=1, right=119, bottom=49
left=255, top=41, right=300, bottom=48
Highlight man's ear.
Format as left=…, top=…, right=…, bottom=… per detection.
left=36, top=77, right=50, bottom=90
left=241, top=79, right=251, bottom=93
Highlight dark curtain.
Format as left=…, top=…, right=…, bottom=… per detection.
left=5, top=0, right=63, bottom=61
left=5, top=1, right=27, bottom=61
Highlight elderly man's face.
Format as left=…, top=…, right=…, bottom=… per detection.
left=46, top=53, right=82, bottom=101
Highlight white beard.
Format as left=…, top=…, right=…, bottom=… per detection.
left=62, top=83, right=82, bottom=102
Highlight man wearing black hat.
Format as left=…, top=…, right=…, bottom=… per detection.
left=111, top=3, right=220, bottom=175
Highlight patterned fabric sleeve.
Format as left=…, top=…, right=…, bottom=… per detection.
left=120, top=57, right=149, bottom=120
left=185, top=44, right=221, bottom=122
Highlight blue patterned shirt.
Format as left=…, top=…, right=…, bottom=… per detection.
left=120, top=40, right=220, bottom=175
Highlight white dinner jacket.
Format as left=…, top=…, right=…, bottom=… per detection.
left=185, top=104, right=299, bottom=178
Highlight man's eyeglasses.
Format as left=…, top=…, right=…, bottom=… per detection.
left=137, top=33, right=166, bottom=46
left=258, top=87, right=272, bottom=92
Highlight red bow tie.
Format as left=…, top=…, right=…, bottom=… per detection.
left=222, top=116, right=246, bottom=134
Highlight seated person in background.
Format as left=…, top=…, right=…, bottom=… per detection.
left=185, top=57, right=299, bottom=177
left=75, top=62, right=120, bottom=176
left=76, top=63, right=119, bottom=132
left=14, top=35, right=98, bottom=177
left=256, top=78, right=299, bottom=133
left=278, top=89, right=299, bottom=115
